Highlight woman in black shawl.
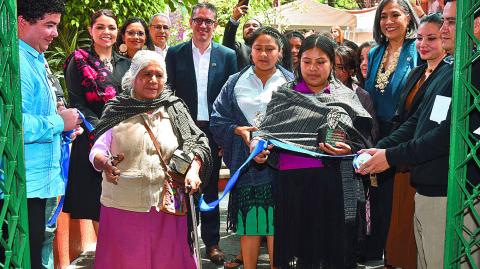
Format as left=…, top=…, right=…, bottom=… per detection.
left=252, top=35, right=372, bottom=268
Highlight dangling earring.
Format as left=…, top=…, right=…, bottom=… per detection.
left=119, top=43, right=128, bottom=55
left=142, top=45, right=147, bottom=50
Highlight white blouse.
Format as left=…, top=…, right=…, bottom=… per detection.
left=234, top=66, right=287, bottom=125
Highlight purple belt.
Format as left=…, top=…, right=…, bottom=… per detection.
left=279, top=152, right=324, bottom=170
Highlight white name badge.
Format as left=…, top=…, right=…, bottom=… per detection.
left=430, top=95, right=451, bottom=124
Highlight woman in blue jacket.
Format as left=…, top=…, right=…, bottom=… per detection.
left=210, top=27, right=294, bottom=269
left=362, top=0, right=420, bottom=264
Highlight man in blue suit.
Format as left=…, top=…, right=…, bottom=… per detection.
left=165, top=2, right=237, bottom=265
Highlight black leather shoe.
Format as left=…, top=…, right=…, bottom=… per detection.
left=206, top=245, right=225, bottom=265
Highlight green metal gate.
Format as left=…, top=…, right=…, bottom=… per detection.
left=445, top=0, right=480, bottom=268
left=0, top=0, right=30, bottom=268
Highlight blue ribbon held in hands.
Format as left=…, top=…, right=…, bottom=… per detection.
left=47, top=110, right=94, bottom=227
left=199, top=139, right=269, bottom=212
left=199, top=138, right=361, bottom=212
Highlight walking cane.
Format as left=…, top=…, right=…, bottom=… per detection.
left=187, top=185, right=202, bottom=269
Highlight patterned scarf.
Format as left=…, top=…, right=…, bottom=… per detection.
left=95, top=89, right=174, bottom=138
left=95, top=87, right=213, bottom=184
left=256, top=81, right=373, bottom=153
left=64, top=48, right=117, bottom=103
left=256, top=81, right=371, bottom=224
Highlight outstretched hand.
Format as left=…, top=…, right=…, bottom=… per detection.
left=356, top=148, right=390, bottom=175
left=319, top=142, right=352, bottom=155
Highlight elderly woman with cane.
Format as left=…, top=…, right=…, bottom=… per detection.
left=89, top=50, right=211, bottom=269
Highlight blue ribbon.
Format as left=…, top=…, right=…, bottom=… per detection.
left=47, top=111, right=94, bottom=227
left=199, top=139, right=357, bottom=212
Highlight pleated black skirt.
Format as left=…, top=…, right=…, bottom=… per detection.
left=274, top=161, right=359, bottom=269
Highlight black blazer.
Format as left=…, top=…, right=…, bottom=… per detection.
left=393, top=58, right=447, bottom=126
left=165, top=40, right=238, bottom=120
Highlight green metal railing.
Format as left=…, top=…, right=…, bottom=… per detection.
left=0, top=0, right=30, bottom=268
left=445, top=0, right=480, bottom=268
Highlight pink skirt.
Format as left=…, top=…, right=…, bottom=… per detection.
left=94, top=205, right=196, bottom=269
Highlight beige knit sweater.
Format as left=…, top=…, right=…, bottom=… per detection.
left=101, top=107, right=179, bottom=212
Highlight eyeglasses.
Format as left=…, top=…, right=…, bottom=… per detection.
left=192, top=18, right=216, bottom=26
left=126, top=30, right=145, bottom=37
left=151, top=24, right=170, bottom=31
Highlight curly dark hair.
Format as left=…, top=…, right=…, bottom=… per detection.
left=17, top=0, right=65, bottom=23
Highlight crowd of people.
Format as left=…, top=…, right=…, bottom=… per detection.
left=6, top=0, right=480, bottom=268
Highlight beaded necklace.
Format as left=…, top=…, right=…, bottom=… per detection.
left=375, top=48, right=401, bottom=94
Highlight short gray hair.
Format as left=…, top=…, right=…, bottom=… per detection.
left=149, top=13, right=171, bottom=26
left=122, top=50, right=167, bottom=93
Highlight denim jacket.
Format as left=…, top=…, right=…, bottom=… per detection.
left=19, top=40, right=64, bottom=198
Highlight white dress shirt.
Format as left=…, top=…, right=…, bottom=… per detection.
left=192, top=41, right=212, bottom=121
left=234, top=66, right=287, bottom=125
left=154, top=45, right=169, bottom=60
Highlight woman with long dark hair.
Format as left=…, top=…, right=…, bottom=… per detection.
left=285, top=31, right=305, bottom=72
left=251, top=34, right=372, bottom=268
left=211, top=26, right=294, bottom=269
left=63, top=9, right=130, bottom=233
left=356, top=41, right=377, bottom=88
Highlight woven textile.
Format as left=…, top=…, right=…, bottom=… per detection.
left=255, top=81, right=373, bottom=153
left=95, top=88, right=212, bottom=186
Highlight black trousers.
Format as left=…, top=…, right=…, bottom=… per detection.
left=363, top=171, right=394, bottom=260
left=198, top=125, right=222, bottom=248
left=28, top=198, right=47, bottom=269
left=0, top=198, right=46, bottom=269
left=362, top=120, right=395, bottom=261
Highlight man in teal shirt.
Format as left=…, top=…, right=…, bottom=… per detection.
left=16, top=0, right=81, bottom=268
